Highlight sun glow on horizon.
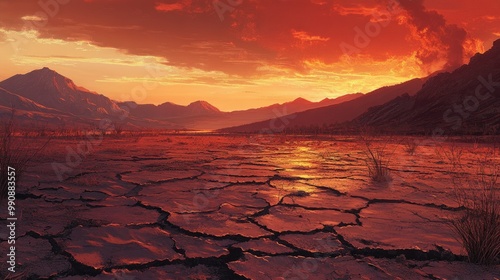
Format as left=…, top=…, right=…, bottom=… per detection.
left=0, top=28, right=426, bottom=111
left=0, top=0, right=498, bottom=111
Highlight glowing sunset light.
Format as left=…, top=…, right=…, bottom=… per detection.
left=0, top=0, right=498, bottom=111
left=2, top=2, right=500, bottom=279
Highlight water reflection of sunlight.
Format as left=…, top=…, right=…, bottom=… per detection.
left=290, top=146, right=314, bottom=168
left=280, top=146, right=320, bottom=178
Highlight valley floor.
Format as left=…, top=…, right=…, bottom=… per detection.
left=1, top=134, right=499, bottom=279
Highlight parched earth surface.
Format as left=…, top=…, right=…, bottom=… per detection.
left=1, top=134, right=499, bottom=279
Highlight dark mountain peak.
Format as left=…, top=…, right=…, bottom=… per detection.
left=40, top=66, right=55, bottom=72
left=31, top=67, right=63, bottom=79
left=493, top=38, right=500, bottom=49
left=420, top=40, right=500, bottom=100
left=319, top=93, right=364, bottom=105
left=469, top=52, right=482, bottom=64
left=15, top=67, right=93, bottom=95
left=187, top=100, right=221, bottom=113
left=220, top=78, right=425, bottom=133
left=159, top=101, right=178, bottom=106
left=283, top=97, right=313, bottom=107
left=291, top=97, right=310, bottom=103
left=188, top=100, right=216, bottom=107
left=156, top=101, right=184, bottom=110
left=466, top=39, right=500, bottom=67
left=353, top=40, right=500, bottom=133
left=0, top=68, right=123, bottom=118
left=188, top=100, right=203, bottom=105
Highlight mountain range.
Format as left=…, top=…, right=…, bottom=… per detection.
left=0, top=68, right=362, bottom=130
left=219, top=78, right=425, bottom=133
left=1, top=39, right=498, bottom=133
left=121, top=94, right=363, bottom=130
left=0, top=68, right=182, bottom=129
left=353, top=39, right=500, bottom=135
left=220, top=39, right=500, bottom=134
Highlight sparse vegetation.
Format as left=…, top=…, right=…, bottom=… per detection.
left=360, top=132, right=393, bottom=183
left=0, top=111, right=49, bottom=199
left=402, top=137, right=419, bottom=155
left=447, top=146, right=500, bottom=265
left=113, top=122, right=124, bottom=136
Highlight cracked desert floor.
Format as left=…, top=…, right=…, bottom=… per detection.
left=2, top=134, right=499, bottom=279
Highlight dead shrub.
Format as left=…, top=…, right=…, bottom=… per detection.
left=360, top=132, right=393, bottom=183
left=448, top=147, right=500, bottom=265
left=402, top=137, right=419, bottom=155
left=0, top=111, right=49, bottom=199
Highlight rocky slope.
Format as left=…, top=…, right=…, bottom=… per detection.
left=219, top=78, right=425, bottom=133
left=354, top=39, right=500, bottom=135
left=0, top=68, right=125, bottom=119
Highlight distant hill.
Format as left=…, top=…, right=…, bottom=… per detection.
left=121, top=94, right=363, bottom=130
left=0, top=68, right=180, bottom=129
left=14, top=50, right=499, bottom=134
left=119, top=100, right=222, bottom=121
left=174, top=94, right=363, bottom=130
left=0, top=86, right=65, bottom=115
left=117, top=99, right=225, bottom=130
left=0, top=86, right=86, bottom=128
left=219, top=78, right=425, bottom=133
left=353, top=39, right=500, bottom=135
left=0, top=68, right=362, bottom=130
left=0, top=68, right=125, bottom=119
left=5, top=38, right=499, bottom=134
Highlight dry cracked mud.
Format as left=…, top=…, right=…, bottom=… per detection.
left=1, top=134, right=499, bottom=279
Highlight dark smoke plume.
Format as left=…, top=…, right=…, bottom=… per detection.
left=395, top=0, right=468, bottom=72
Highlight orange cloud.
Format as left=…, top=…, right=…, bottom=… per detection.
left=155, top=3, right=185, bottom=12
left=332, top=4, right=377, bottom=16
left=292, top=30, right=330, bottom=43
left=0, top=0, right=497, bottom=79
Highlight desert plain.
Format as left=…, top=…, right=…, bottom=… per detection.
left=0, top=133, right=499, bottom=280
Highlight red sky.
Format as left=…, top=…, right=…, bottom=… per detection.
left=0, top=0, right=499, bottom=111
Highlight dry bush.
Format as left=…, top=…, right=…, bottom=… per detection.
left=448, top=146, right=500, bottom=265
left=402, top=137, right=419, bottom=155
left=0, top=111, right=49, bottom=199
left=360, top=132, right=393, bottom=183
left=125, top=130, right=144, bottom=143
left=115, top=122, right=125, bottom=135
left=440, top=143, right=464, bottom=165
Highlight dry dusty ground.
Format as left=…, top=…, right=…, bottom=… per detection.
left=1, top=134, right=499, bottom=279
